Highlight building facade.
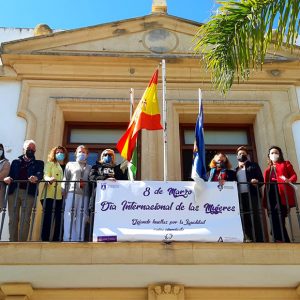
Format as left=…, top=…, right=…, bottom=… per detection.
left=0, top=2, right=300, bottom=300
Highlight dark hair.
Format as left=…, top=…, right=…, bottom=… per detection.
left=236, top=146, right=248, bottom=154
left=268, top=145, right=284, bottom=165
left=0, top=144, right=5, bottom=160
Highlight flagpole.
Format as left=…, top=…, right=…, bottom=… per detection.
left=162, top=59, right=167, bottom=182
left=198, top=88, right=202, bottom=114
left=128, top=88, right=135, bottom=182
left=130, top=88, right=134, bottom=119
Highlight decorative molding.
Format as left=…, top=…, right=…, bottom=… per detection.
left=148, top=284, right=184, bottom=300
left=0, top=283, right=33, bottom=300
left=296, top=284, right=300, bottom=296
left=17, top=81, right=37, bottom=139
left=142, top=29, right=179, bottom=53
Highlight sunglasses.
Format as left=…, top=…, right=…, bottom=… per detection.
left=103, top=153, right=112, bottom=157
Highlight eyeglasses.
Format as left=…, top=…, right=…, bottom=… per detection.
left=103, top=153, right=112, bottom=157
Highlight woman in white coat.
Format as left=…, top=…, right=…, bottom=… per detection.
left=62, top=145, right=91, bottom=241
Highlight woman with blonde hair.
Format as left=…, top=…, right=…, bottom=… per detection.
left=207, top=152, right=236, bottom=185
left=41, top=146, right=68, bottom=241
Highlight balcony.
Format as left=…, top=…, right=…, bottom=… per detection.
left=0, top=180, right=300, bottom=300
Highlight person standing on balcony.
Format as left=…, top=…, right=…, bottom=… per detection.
left=41, top=146, right=68, bottom=241
left=89, top=149, right=128, bottom=182
left=207, top=152, right=236, bottom=187
left=62, top=145, right=91, bottom=242
left=263, top=146, right=297, bottom=242
left=235, top=146, right=264, bottom=242
left=87, top=148, right=128, bottom=240
left=3, top=140, right=44, bottom=241
left=0, top=144, right=10, bottom=211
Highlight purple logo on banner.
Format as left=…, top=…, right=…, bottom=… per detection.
left=97, top=236, right=117, bottom=242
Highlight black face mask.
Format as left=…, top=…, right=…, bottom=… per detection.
left=25, top=149, right=35, bottom=159
left=237, top=154, right=247, bottom=162
left=216, top=161, right=226, bottom=169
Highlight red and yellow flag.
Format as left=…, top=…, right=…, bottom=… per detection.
left=116, top=69, right=163, bottom=161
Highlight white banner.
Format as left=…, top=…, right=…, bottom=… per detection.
left=93, top=181, right=243, bottom=242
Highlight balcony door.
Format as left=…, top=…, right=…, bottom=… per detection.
left=180, top=124, right=257, bottom=181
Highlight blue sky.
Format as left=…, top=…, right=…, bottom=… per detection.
left=1, top=0, right=219, bottom=29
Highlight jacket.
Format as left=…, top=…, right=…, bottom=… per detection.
left=235, top=161, right=264, bottom=195
left=8, top=155, right=44, bottom=196
left=207, top=168, right=237, bottom=182
left=62, top=161, right=91, bottom=196
left=263, top=160, right=297, bottom=208
left=89, top=161, right=128, bottom=181
left=42, top=161, right=64, bottom=200
left=0, top=159, right=11, bottom=207
left=0, top=159, right=10, bottom=181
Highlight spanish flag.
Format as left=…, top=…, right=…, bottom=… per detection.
left=117, top=69, right=163, bottom=161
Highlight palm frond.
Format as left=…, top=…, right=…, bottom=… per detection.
left=194, top=0, right=300, bottom=94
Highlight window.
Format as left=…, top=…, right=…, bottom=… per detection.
left=180, top=124, right=257, bottom=181
left=63, top=122, right=140, bottom=178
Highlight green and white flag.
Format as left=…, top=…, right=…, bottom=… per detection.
left=128, top=145, right=137, bottom=181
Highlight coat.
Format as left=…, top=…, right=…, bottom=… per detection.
left=263, top=160, right=297, bottom=208
left=207, top=168, right=236, bottom=182
left=42, top=161, right=64, bottom=200
left=235, top=161, right=264, bottom=196
left=8, top=155, right=44, bottom=196
left=0, top=159, right=11, bottom=208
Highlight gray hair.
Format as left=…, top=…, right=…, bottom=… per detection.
left=23, top=139, right=36, bottom=150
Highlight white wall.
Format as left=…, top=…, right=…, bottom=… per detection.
left=292, top=121, right=300, bottom=172
left=297, top=87, right=300, bottom=111
left=292, top=87, right=300, bottom=171
left=0, top=82, right=26, bottom=162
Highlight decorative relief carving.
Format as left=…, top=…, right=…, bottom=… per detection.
left=143, top=29, right=178, bottom=53
left=148, top=284, right=184, bottom=300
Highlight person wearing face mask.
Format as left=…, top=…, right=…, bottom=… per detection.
left=3, top=139, right=44, bottom=241
left=62, top=145, right=91, bottom=241
left=89, top=148, right=129, bottom=182
left=87, top=149, right=128, bottom=240
left=263, top=146, right=297, bottom=242
left=0, top=144, right=11, bottom=211
left=41, top=146, right=68, bottom=241
left=207, top=152, right=236, bottom=184
left=235, top=146, right=264, bottom=242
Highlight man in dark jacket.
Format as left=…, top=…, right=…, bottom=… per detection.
left=235, top=146, right=264, bottom=242
left=4, top=140, right=44, bottom=241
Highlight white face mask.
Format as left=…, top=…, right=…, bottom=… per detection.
left=0, top=150, right=3, bottom=157
left=270, top=153, right=279, bottom=162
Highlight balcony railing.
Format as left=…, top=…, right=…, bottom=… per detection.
left=0, top=180, right=299, bottom=242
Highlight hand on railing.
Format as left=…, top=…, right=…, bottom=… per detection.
left=28, top=176, right=38, bottom=184
left=45, top=176, right=57, bottom=185
left=3, top=177, right=12, bottom=185
left=3, top=176, right=40, bottom=185
left=279, top=176, right=298, bottom=190
left=250, top=179, right=258, bottom=186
